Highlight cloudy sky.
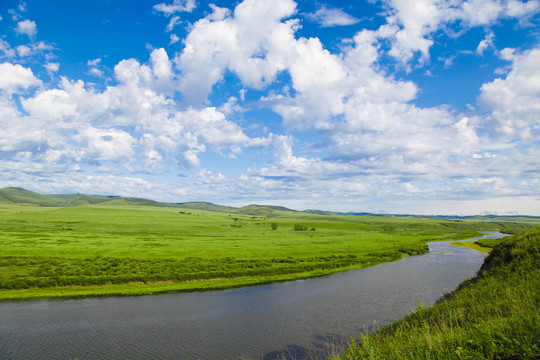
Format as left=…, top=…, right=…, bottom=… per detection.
left=0, top=0, right=539, bottom=215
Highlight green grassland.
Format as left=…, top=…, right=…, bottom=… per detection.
left=0, top=187, right=534, bottom=300
left=450, top=240, right=492, bottom=253
left=450, top=236, right=509, bottom=253
left=333, top=227, right=540, bottom=360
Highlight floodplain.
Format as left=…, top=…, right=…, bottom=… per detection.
left=0, top=195, right=530, bottom=300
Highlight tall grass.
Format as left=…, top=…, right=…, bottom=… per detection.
left=332, top=227, right=540, bottom=360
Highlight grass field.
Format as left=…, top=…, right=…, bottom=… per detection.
left=450, top=235, right=509, bottom=253
left=333, top=226, right=540, bottom=360
left=0, top=191, right=534, bottom=300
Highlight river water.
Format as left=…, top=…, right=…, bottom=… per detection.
left=0, top=232, right=505, bottom=359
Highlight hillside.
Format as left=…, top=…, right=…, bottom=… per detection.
left=334, top=227, right=540, bottom=359
left=0, top=187, right=301, bottom=216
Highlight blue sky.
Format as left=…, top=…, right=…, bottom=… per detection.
left=0, top=0, right=539, bottom=215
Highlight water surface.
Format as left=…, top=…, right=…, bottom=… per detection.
left=0, top=232, right=505, bottom=359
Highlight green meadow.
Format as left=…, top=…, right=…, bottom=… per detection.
left=0, top=187, right=534, bottom=300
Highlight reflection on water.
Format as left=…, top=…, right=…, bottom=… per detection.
left=0, top=232, right=505, bottom=360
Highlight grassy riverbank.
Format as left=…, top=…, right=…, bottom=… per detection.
left=333, top=227, right=540, bottom=360
left=0, top=200, right=529, bottom=300
left=450, top=235, right=509, bottom=253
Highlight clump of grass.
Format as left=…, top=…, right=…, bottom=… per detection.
left=332, top=227, right=540, bottom=360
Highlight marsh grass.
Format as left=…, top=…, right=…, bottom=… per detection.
left=332, top=227, right=540, bottom=360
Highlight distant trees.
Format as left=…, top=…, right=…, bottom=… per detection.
left=271, top=222, right=278, bottom=230
left=293, top=224, right=315, bottom=231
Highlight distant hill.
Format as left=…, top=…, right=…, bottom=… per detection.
left=0, top=187, right=69, bottom=207
left=1, top=187, right=539, bottom=223
left=0, top=187, right=300, bottom=216
left=235, top=204, right=299, bottom=217
left=174, top=202, right=237, bottom=213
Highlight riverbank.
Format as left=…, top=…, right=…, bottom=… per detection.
left=0, top=264, right=387, bottom=301
left=449, top=240, right=491, bottom=253
left=332, top=227, right=540, bottom=360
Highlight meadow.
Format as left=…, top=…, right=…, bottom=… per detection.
left=0, top=188, right=534, bottom=300
left=333, top=226, right=540, bottom=360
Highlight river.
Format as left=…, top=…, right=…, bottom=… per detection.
left=0, top=232, right=506, bottom=359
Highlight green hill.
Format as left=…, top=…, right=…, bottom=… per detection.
left=235, top=204, right=298, bottom=217
left=0, top=187, right=122, bottom=207
left=0, top=187, right=66, bottom=207
left=174, top=201, right=237, bottom=213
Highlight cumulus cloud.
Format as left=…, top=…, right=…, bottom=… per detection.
left=0, top=62, right=41, bottom=94
left=480, top=47, right=540, bottom=140
left=2, top=39, right=53, bottom=60
left=0, top=46, right=273, bottom=181
left=75, top=127, right=136, bottom=162
left=377, top=0, right=539, bottom=65
left=175, top=0, right=297, bottom=104
left=15, top=19, right=37, bottom=37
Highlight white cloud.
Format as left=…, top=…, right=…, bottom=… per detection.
left=0, top=46, right=272, bottom=177
left=0, top=62, right=41, bottom=94
left=175, top=0, right=297, bottom=104
left=18, top=2, right=28, bottom=13
left=16, top=45, right=31, bottom=57
left=15, top=19, right=37, bottom=38
left=208, top=4, right=231, bottom=21
left=460, top=0, right=504, bottom=26
left=480, top=47, right=540, bottom=140
left=89, top=67, right=104, bottom=78
left=506, top=0, right=540, bottom=17
left=75, top=127, right=136, bottom=162
left=87, top=58, right=101, bottom=67
left=1, top=39, right=53, bottom=59
left=376, top=0, right=539, bottom=65
left=170, top=33, right=180, bottom=44
left=22, top=87, right=79, bottom=122
left=87, top=58, right=104, bottom=78
left=174, top=188, right=187, bottom=196
left=308, top=6, right=360, bottom=27
left=166, top=16, right=181, bottom=31
left=0, top=39, right=16, bottom=58
left=265, top=30, right=418, bottom=130
left=476, top=32, right=495, bottom=55
left=153, top=0, right=196, bottom=16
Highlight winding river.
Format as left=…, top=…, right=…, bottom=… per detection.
left=0, top=232, right=505, bottom=359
